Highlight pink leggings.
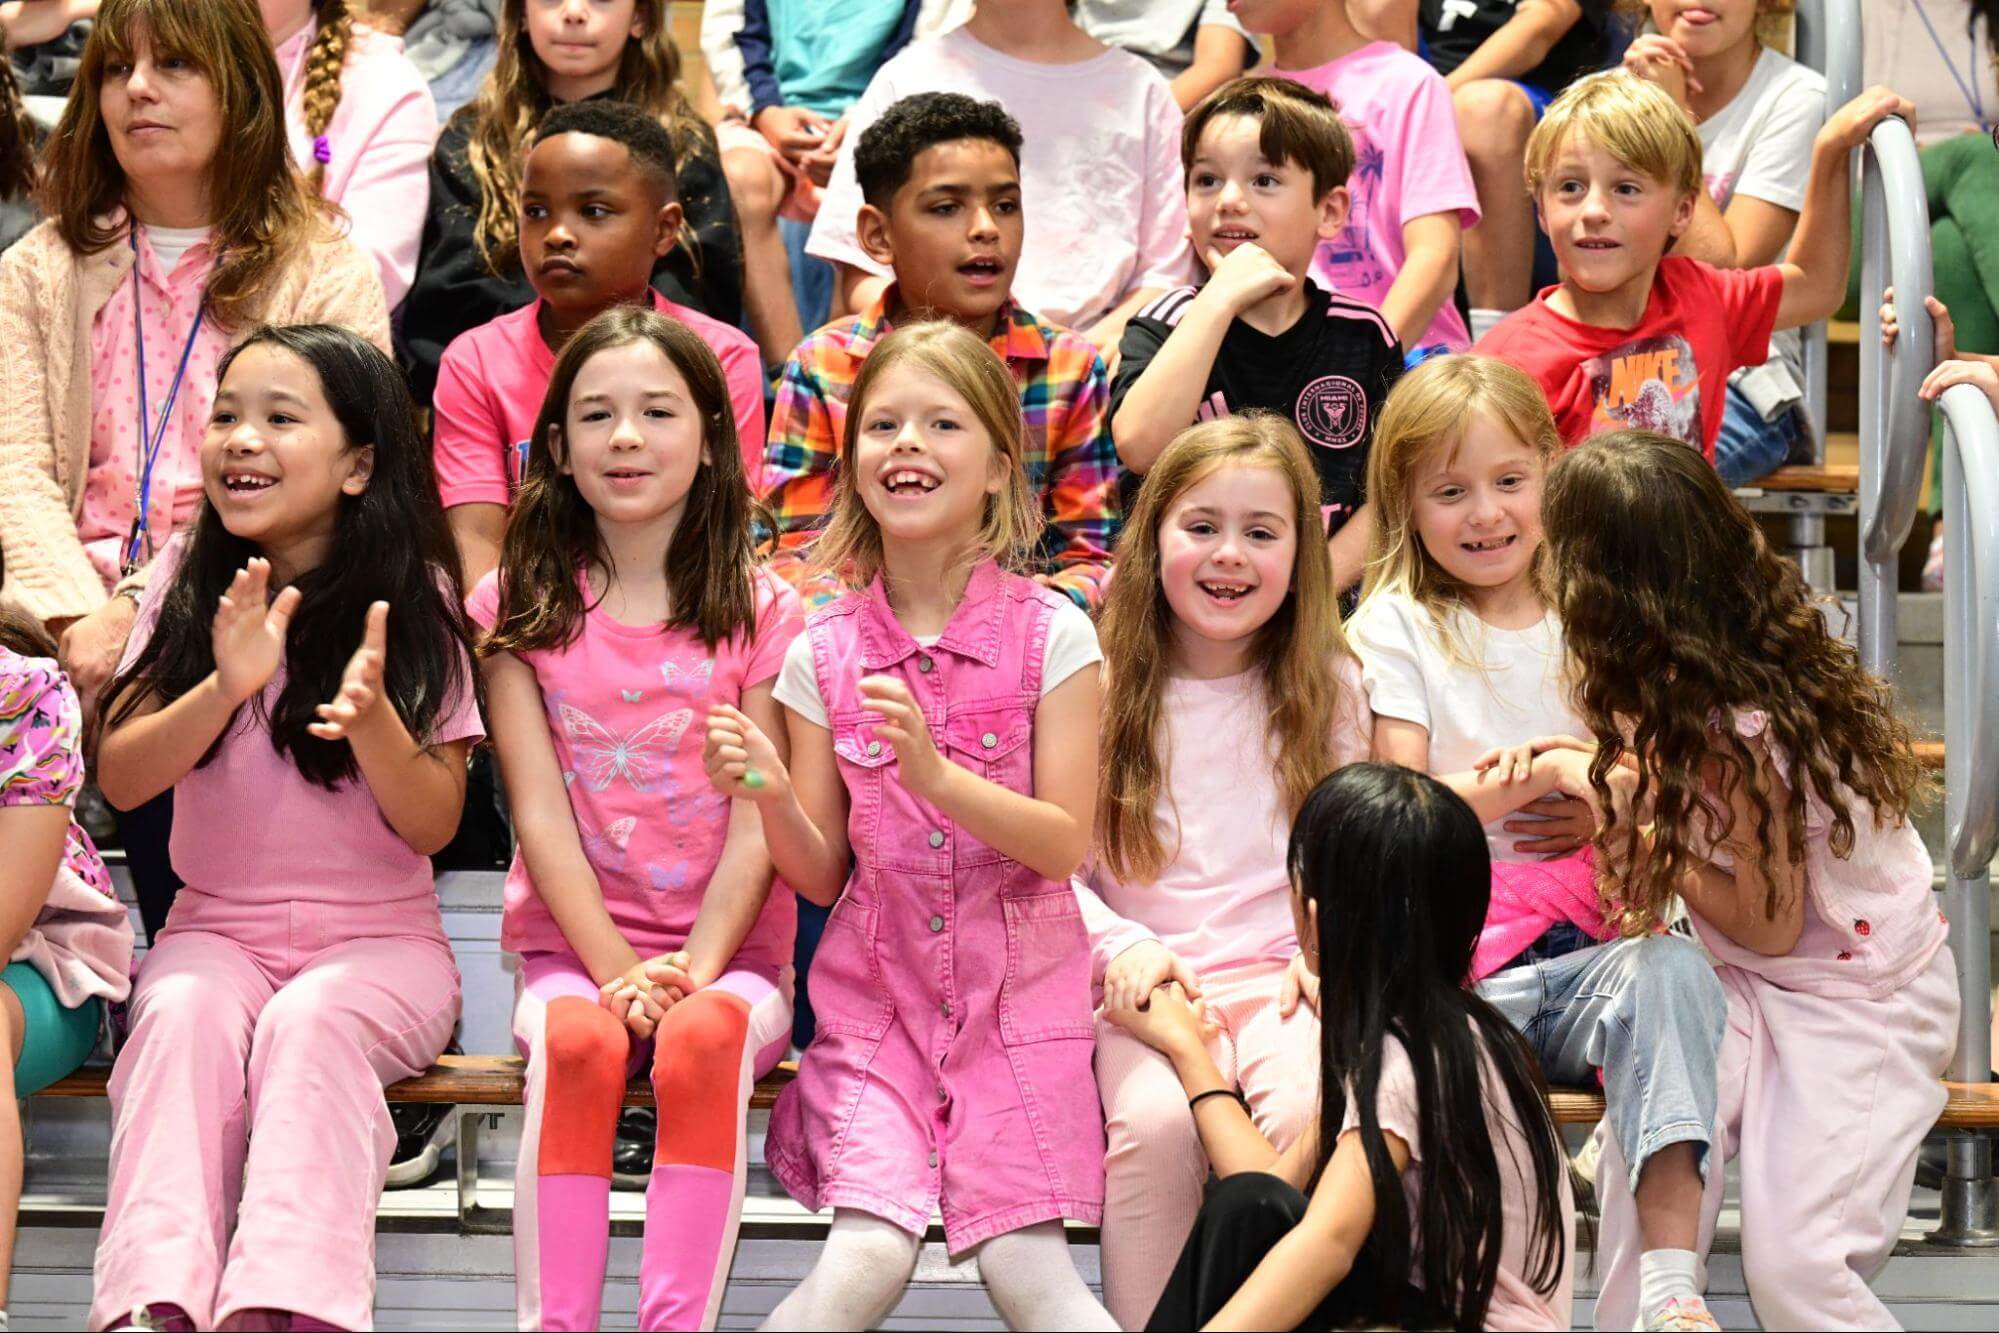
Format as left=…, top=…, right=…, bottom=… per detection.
left=511, top=952, right=792, bottom=1331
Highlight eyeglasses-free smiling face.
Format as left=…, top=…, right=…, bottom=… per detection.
left=1157, top=463, right=1299, bottom=670
left=1536, top=132, right=1694, bottom=303
left=850, top=362, right=1006, bottom=550
left=203, top=343, right=375, bottom=553
left=1409, top=412, right=1546, bottom=596
left=1186, top=113, right=1345, bottom=278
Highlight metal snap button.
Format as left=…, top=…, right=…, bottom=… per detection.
left=981, top=731, right=998, bottom=749
left=918, top=655, right=934, bottom=673
left=866, top=740, right=882, bottom=756
left=929, top=915, right=945, bottom=932
left=928, top=829, right=945, bottom=848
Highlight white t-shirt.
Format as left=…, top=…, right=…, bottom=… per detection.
left=772, top=595, right=1102, bottom=727
left=1073, top=0, right=1249, bottom=77
left=1346, top=591, right=1587, bottom=862
left=144, top=224, right=210, bottom=274
left=1699, top=47, right=1825, bottom=386
left=1343, top=1033, right=1576, bottom=1332
left=805, top=27, right=1194, bottom=330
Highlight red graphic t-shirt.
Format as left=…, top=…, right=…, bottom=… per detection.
left=1473, top=256, right=1784, bottom=459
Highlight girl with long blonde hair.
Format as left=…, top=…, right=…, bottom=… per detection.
left=1347, top=355, right=1728, bottom=1333
left=1081, top=411, right=1369, bottom=1328
left=399, top=0, right=742, bottom=405
left=704, top=321, right=1117, bottom=1330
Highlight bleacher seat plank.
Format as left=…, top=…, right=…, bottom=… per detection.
left=1918, top=741, right=1946, bottom=770
left=1755, top=463, right=1859, bottom=493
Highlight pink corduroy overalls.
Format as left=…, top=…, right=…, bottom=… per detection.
left=765, top=561, right=1106, bottom=1253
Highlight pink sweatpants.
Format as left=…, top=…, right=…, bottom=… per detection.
left=1594, top=945, right=1958, bottom=1331
left=511, top=952, right=793, bottom=1331
left=1093, top=959, right=1320, bottom=1329
left=89, top=891, right=461, bottom=1332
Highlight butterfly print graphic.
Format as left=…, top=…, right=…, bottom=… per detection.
left=648, top=862, right=691, bottom=893
left=560, top=704, right=691, bottom=792
left=660, top=659, right=717, bottom=693
left=580, top=816, right=638, bottom=871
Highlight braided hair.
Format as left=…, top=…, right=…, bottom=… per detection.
left=297, top=0, right=354, bottom=190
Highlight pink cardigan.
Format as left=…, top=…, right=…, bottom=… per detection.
left=0, top=219, right=390, bottom=624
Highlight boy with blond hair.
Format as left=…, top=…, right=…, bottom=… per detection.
left=1477, top=71, right=1913, bottom=460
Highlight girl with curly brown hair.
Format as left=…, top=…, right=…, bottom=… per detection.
left=1543, top=430, right=1960, bottom=1331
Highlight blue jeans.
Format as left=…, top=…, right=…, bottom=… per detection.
left=1715, top=381, right=1802, bottom=487
left=1477, top=932, right=1726, bottom=1190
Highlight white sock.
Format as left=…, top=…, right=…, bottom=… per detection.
left=978, top=1222, right=1120, bottom=1331
left=761, top=1210, right=922, bottom=1331
left=1636, top=1247, right=1703, bottom=1327
left=1468, top=306, right=1507, bottom=342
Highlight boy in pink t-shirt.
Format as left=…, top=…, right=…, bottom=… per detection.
left=432, top=101, right=765, bottom=586
left=1476, top=73, right=1911, bottom=458
left=1232, top=0, right=1479, bottom=356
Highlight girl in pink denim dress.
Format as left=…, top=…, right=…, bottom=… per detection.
left=1543, top=434, right=1959, bottom=1332
left=705, top=322, right=1118, bottom=1330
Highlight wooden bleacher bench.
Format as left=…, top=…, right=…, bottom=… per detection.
left=1750, top=463, right=1860, bottom=494
left=42, top=1057, right=1999, bottom=1129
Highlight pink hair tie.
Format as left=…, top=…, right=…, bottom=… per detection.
left=312, top=136, right=332, bottom=165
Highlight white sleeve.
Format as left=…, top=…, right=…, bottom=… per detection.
left=1729, top=70, right=1826, bottom=213
left=1347, top=596, right=1434, bottom=732
left=803, top=58, right=904, bottom=275
left=772, top=632, right=829, bottom=729
left=698, top=0, right=752, bottom=115
left=1039, top=598, right=1105, bottom=695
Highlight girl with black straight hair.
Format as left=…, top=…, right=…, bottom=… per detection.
left=1111, top=762, right=1574, bottom=1332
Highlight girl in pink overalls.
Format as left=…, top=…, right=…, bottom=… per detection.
left=704, top=321, right=1118, bottom=1331
left=1542, top=432, right=1960, bottom=1331
left=92, top=326, right=481, bottom=1332
left=474, top=308, right=800, bottom=1331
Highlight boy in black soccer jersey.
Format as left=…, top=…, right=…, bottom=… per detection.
left=1111, top=75, right=1403, bottom=592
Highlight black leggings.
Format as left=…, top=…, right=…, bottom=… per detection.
left=1145, top=1172, right=1440, bottom=1332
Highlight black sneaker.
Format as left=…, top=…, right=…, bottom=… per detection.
left=386, top=1101, right=457, bottom=1188
left=611, top=1106, right=656, bottom=1189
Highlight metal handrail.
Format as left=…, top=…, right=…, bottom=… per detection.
left=1856, top=115, right=1936, bottom=678
left=1794, top=0, right=1863, bottom=444
left=1930, top=384, right=1999, bottom=1246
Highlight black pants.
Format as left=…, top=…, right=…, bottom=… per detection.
left=1145, top=1172, right=1439, bottom=1333
left=117, top=788, right=181, bottom=944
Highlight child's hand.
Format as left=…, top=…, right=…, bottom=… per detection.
left=642, top=950, right=696, bottom=1005
left=212, top=559, right=302, bottom=706
left=1542, top=747, right=1640, bottom=827
left=1503, top=793, right=1595, bottom=857
left=308, top=601, right=390, bottom=741
left=1278, top=951, right=1319, bottom=1018
left=754, top=103, right=831, bottom=159
left=857, top=675, right=947, bottom=797
left=1103, top=981, right=1210, bottom=1058
left=1818, top=86, right=1918, bottom=154
left=1880, top=286, right=1956, bottom=361
left=1103, top=940, right=1202, bottom=1016
left=1920, top=357, right=1999, bottom=409
left=704, top=703, right=788, bottom=802
left=1198, top=240, right=1298, bottom=314
left=1621, top=34, right=1700, bottom=105
left=600, top=959, right=672, bottom=1039
left=1471, top=734, right=1595, bottom=783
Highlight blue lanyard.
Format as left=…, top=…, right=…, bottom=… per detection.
left=122, top=227, right=207, bottom=576
left=1910, top=0, right=1988, bottom=130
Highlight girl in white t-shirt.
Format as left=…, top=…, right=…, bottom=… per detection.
left=1348, top=354, right=1728, bottom=1333
left=1105, top=760, right=1574, bottom=1330
left=1081, top=411, right=1370, bottom=1327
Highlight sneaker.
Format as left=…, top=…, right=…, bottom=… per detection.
left=108, top=1306, right=196, bottom=1333
left=612, top=1106, right=656, bottom=1189
left=1642, top=1296, right=1722, bottom=1331
left=385, top=1101, right=457, bottom=1188
left=1924, top=524, right=1945, bottom=592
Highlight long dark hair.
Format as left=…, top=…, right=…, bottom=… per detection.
left=1295, top=763, right=1570, bottom=1331
left=106, top=324, right=478, bottom=788
left=1543, top=432, right=1925, bottom=936
left=482, top=306, right=762, bottom=656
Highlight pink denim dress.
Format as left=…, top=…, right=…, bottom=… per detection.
left=766, top=561, right=1106, bottom=1251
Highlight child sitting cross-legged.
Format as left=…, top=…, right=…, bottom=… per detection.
left=1111, top=76, right=1406, bottom=593
left=763, top=91, right=1121, bottom=612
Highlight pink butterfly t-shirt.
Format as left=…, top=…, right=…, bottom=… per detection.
left=467, top=567, right=803, bottom=966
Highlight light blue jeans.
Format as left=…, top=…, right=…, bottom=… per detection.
left=1477, top=931, right=1726, bottom=1190
left=1715, top=381, right=1803, bottom=488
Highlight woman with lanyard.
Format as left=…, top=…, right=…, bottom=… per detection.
left=1851, top=0, right=1999, bottom=590
left=0, top=0, right=388, bottom=941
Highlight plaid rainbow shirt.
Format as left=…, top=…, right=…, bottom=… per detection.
left=761, top=288, right=1121, bottom=610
